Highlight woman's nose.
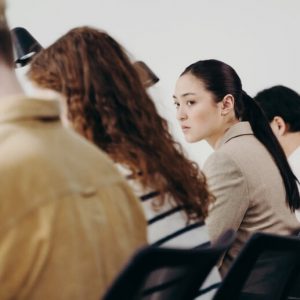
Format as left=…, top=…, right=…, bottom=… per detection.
left=176, top=106, right=188, bottom=121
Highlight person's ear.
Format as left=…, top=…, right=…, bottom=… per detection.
left=271, top=116, right=288, bottom=136
left=220, top=94, right=235, bottom=116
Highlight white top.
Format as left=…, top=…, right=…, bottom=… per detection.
left=289, top=146, right=300, bottom=221
left=116, top=164, right=221, bottom=299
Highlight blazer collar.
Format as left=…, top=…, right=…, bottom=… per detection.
left=217, top=121, right=253, bottom=149
left=0, top=94, right=60, bottom=123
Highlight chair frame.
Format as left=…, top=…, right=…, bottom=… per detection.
left=213, top=232, right=300, bottom=300
left=103, top=230, right=235, bottom=300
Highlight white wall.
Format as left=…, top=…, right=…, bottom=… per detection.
left=6, top=0, right=300, bottom=165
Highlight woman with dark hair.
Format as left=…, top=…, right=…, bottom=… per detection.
left=28, top=27, right=219, bottom=298
left=174, top=59, right=300, bottom=275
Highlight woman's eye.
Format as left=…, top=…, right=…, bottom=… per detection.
left=173, top=102, right=179, bottom=109
left=187, top=100, right=195, bottom=106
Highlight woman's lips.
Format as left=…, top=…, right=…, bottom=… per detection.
left=181, top=126, right=190, bottom=132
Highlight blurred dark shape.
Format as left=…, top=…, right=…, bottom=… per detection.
left=11, top=27, right=43, bottom=68
left=133, top=61, right=159, bottom=88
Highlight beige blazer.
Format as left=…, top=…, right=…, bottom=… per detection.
left=203, top=122, right=300, bottom=275
left=0, top=95, right=147, bottom=300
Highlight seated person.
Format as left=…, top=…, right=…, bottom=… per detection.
left=173, top=59, right=300, bottom=275
left=0, top=4, right=147, bottom=299
left=255, top=85, right=300, bottom=221
left=27, top=26, right=219, bottom=299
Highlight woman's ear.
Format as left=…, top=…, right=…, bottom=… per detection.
left=270, top=116, right=288, bottom=136
left=220, top=94, right=235, bottom=116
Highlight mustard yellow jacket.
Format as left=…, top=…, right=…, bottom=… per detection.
left=0, top=95, right=147, bottom=300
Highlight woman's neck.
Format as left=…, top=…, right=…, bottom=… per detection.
left=283, top=132, right=300, bottom=157
left=0, top=63, right=24, bottom=98
left=206, top=119, right=240, bottom=150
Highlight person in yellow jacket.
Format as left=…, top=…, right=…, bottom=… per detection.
left=0, top=2, right=147, bottom=299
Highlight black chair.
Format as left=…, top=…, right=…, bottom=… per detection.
left=213, top=232, right=300, bottom=300
left=103, top=230, right=235, bottom=300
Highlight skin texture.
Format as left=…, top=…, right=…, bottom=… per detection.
left=270, top=116, right=300, bottom=157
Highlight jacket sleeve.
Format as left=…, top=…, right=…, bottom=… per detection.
left=203, top=151, right=249, bottom=242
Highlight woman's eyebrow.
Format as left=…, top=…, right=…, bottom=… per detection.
left=173, top=92, right=197, bottom=99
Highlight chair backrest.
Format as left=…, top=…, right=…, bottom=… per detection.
left=102, top=229, right=235, bottom=300
left=213, top=232, right=300, bottom=300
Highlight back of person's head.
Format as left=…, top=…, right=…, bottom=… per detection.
left=0, top=0, right=14, bottom=68
left=255, top=85, right=300, bottom=132
left=28, top=26, right=213, bottom=221
left=181, top=59, right=300, bottom=211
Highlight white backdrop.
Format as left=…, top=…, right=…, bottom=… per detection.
left=6, top=0, right=300, bottom=165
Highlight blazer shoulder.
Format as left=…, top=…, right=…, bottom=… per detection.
left=203, top=150, right=243, bottom=176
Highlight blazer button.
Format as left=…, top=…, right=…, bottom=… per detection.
left=80, top=187, right=97, bottom=197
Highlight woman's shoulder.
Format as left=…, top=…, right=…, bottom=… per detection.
left=203, top=148, right=242, bottom=173
left=202, top=147, right=249, bottom=190
left=220, top=129, right=265, bottom=159
left=207, top=132, right=266, bottom=167
left=203, top=134, right=278, bottom=185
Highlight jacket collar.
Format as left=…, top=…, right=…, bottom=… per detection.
left=0, top=94, right=60, bottom=123
left=217, top=121, right=253, bottom=149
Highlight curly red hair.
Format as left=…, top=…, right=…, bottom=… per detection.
left=27, top=26, right=213, bottom=221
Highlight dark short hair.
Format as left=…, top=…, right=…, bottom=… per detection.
left=255, top=85, right=300, bottom=132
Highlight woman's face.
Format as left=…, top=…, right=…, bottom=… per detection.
left=173, top=73, right=226, bottom=145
